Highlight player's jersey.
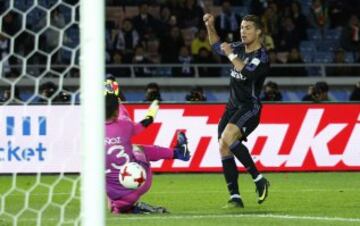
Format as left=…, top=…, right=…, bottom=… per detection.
left=105, top=104, right=146, bottom=200
left=213, top=42, right=270, bottom=109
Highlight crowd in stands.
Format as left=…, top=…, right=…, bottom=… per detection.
left=102, top=0, right=360, bottom=77
left=1, top=0, right=360, bottom=103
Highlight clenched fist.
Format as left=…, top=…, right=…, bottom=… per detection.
left=203, top=13, right=214, bottom=26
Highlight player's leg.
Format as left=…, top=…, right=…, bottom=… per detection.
left=133, top=144, right=173, bottom=161
left=218, top=109, right=244, bottom=208
left=220, top=123, right=245, bottom=208
left=133, top=132, right=190, bottom=162
left=108, top=165, right=165, bottom=214
left=229, top=106, right=270, bottom=204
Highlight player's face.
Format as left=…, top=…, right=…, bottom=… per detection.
left=240, top=20, right=260, bottom=45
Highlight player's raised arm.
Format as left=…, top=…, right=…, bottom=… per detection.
left=203, top=13, right=224, bottom=56
left=203, top=13, right=220, bottom=45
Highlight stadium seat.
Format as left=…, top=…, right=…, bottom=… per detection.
left=300, top=51, right=313, bottom=63
left=344, top=52, right=355, bottom=63
left=234, top=6, right=249, bottom=17
left=300, top=41, right=316, bottom=52
left=313, top=52, right=334, bottom=63
left=14, top=0, right=34, bottom=11
left=316, top=40, right=339, bottom=51
left=324, top=29, right=341, bottom=41
left=307, top=29, right=322, bottom=41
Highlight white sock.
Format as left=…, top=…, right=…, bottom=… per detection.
left=230, top=194, right=241, bottom=199
left=254, top=174, right=263, bottom=183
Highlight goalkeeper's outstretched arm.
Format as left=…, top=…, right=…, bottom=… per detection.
left=139, top=100, right=159, bottom=128
left=133, top=100, right=159, bottom=134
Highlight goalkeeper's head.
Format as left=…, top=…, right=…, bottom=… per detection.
left=105, top=93, right=119, bottom=121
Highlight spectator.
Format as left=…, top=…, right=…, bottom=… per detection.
left=302, top=85, right=316, bottom=101
left=132, top=2, right=160, bottom=39
left=194, top=47, right=219, bottom=77
left=158, top=6, right=173, bottom=37
left=132, top=45, right=153, bottom=77
left=191, top=27, right=211, bottom=56
left=328, top=0, right=347, bottom=28
left=185, top=86, right=207, bottom=101
left=177, top=0, right=204, bottom=29
left=249, top=0, right=267, bottom=16
left=38, top=81, right=58, bottom=102
left=2, top=11, right=21, bottom=36
left=53, top=90, right=71, bottom=104
left=144, top=82, right=162, bottom=102
left=145, top=34, right=161, bottom=64
left=113, top=18, right=140, bottom=62
left=277, top=17, right=300, bottom=51
left=290, top=1, right=308, bottom=40
left=327, top=49, right=354, bottom=76
left=261, top=6, right=280, bottom=40
left=50, top=8, right=66, bottom=28
left=214, top=0, right=241, bottom=42
left=349, top=81, right=360, bottom=101
left=261, top=81, right=283, bottom=102
left=263, top=30, right=275, bottom=50
left=309, top=0, right=329, bottom=29
left=286, top=48, right=307, bottom=76
left=107, top=51, right=131, bottom=77
left=268, top=50, right=287, bottom=76
left=160, top=26, right=184, bottom=63
left=340, top=15, right=360, bottom=52
left=1, top=86, right=21, bottom=103
left=173, top=46, right=194, bottom=77
left=164, top=0, right=182, bottom=18
left=312, top=81, right=331, bottom=102
left=213, top=0, right=243, bottom=6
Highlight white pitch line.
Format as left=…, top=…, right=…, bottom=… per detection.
left=116, top=213, right=360, bottom=223
left=4, top=214, right=360, bottom=224
left=1, top=188, right=357, bottom=197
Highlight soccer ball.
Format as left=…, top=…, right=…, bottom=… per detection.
left=118, top=162, right=147, bottom=189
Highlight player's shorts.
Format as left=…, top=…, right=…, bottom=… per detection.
left=218, top=103, right=261, bottom=141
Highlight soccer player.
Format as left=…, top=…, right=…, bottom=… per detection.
left=105, top=85, right=190, bottom=214
left=203, top=13, right=270, bottom=207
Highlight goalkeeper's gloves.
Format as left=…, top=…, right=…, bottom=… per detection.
left=104, top=79, right=119, bottom=97
left=140, top=100, right=159, bottom=127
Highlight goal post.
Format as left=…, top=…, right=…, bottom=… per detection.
left=0, top=0, right=106, bottom=225
left=80, top=0, right=105, bottom=226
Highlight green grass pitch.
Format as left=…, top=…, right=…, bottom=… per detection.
left=0, top=172, right=359, bottom=226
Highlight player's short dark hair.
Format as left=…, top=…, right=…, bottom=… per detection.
left=146, top=82, right=160, bottom=91
left=315, top=81, right=329, bottom=93
left=242, top=15, right=264, bottom=31
left=105, top=93, right=119, bottom=120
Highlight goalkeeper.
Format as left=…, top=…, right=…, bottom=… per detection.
left=104, top=79, right=191, bottom=214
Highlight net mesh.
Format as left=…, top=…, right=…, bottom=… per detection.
left=0, top=1, right=81, bottom=225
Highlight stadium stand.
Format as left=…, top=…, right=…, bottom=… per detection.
left=1, top=0, right=360, bottom=103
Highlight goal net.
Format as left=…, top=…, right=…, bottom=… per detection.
left=0, top=0, right=104, bottom=225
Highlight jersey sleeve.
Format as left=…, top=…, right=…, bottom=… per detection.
left=211, top=41, right=243, bottom=56
left=211, top=42, right=225, bottom=56
left=133, top=122, right=145, bottom=135
left=118, top=104, right=129, bottom=118
left=118, top=104, right=145, bottom=135
left=239, top=57, right=269, bottom=81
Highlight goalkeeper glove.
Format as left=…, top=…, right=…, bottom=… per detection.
left=104, top=79, right=119, bottom=97
left=140, top=100, right=159, bottom=127
left=146, top=100, right=159, bottom=119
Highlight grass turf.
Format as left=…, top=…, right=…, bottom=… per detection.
left=0, top=172, right=359, bottom=226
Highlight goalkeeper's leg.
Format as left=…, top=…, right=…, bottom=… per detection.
left=134, top=132, right=191, bottom=162
left=108, top=165, right=153, bottom=214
